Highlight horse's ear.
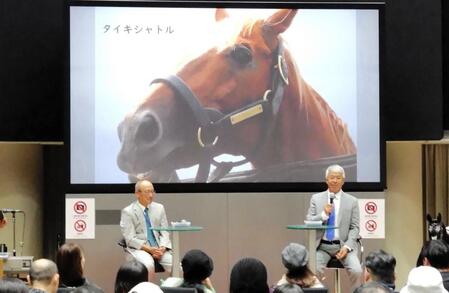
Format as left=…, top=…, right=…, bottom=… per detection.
left=438, top=213, right=442, bottom=222
left=427, top=214, right=433, bottom=222
left=215, top=8, right=229, bottom=22
left=262, top=9, right=297, bottom=49
left=264, top=9, right=297, bottom=34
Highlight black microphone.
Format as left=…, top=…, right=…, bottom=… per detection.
left=1, top=209, right=23, bottom=213
left=329, top=193, right=336, bottom=204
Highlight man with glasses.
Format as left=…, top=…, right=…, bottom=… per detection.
left=120, top=180, right=172, bottom=280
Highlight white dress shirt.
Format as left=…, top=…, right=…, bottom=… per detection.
left=321, top=190, right=342, bottom=241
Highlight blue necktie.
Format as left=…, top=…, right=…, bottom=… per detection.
left=144, top=208, right=159, bottom=247
left=326, top=205, right=335, bottom=240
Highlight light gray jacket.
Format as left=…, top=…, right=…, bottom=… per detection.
left=120, top=201, right=172, bottom=250
left=306, top=191, right=360, bottom=250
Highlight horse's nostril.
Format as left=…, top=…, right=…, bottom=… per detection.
left=135, top=113, right=160, bottom=144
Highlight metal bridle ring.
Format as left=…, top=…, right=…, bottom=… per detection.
left=197, top=127, right=219, bottom=148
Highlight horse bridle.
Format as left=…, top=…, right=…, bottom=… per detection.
left=151, top=41, right=289, bottom=182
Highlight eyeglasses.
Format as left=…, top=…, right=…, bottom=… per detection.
left=139, top=189, right=155, bottom=194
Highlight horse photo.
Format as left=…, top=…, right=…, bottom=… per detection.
left=116, top=9, right=360, bottom=183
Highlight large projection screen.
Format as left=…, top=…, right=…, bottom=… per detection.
left=69, top=1, right=384, bottom=192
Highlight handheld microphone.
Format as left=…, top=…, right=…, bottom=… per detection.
left=1, top=209, right=23, bottom=213
left=329, top=193, right=336, bottom=204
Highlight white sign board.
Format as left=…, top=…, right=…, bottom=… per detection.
left=65, top=198, right=95, bottom=239
left=358, top=199, right=385, bottom=239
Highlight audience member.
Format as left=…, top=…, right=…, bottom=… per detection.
left=0, top=210, right=6, bottom=229
left=0, top=277, right=29, bottom=293
left=128, top=281, right=163, bottom=293
left=277, top=243, right=323, bottom=288
left=56, top=242, right=104, bottom=292
left=229, top=257, right=269, bottom=293
left=273, top=283, right=304, bottom=293
left=420, top=239, right=449, bottom=290
left=161, top=249, right=215, bottom=293
left=28, top=258, right=60, bottom=293
left=114, top=260, right=148, bottom=293
left=400, top=266, right=449, bottom=293
left=353, top=282, right=391, bottom=293
left=362, top=250, right=396, bottom=291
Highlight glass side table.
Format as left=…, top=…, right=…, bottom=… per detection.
left=151, top=226, right=203, bottom=277
left=286, top=224, right=338, bottom=273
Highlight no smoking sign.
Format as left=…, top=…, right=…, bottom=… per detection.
left=359, top=199, right=385, bottom=239
left=66, top=198, right=95, bottom=239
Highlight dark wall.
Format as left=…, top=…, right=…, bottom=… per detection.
left=0, top=0, right=444, bottom=141
left=444, top=0, right=449, bottom=130
left=0, top=0, right=64, bottom=141
left=383, top=0, right=443, bottom=140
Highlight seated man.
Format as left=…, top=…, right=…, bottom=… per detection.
left=360, top=250, right=396, bottom=292
left=120, top=180, right=172, bottom=280
left=420, top=240, right=449, bottom=290
left=306, top=164, right=362, bottom=289
left=27, top=258, right=60, bottom=293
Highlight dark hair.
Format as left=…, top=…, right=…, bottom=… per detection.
left=353, top=281, right=391, bottom=293
left=286, top=265, right=313, bottom=280
left=0, top=277, right=29, bottom=293
left=230, top=257, right=269, bottom=293
left=56, top=242, right=84, bottom=286
left=114, top=260, right=148, bottom=293
left=421, top=239, right=449, bottom=269
left=365, top=250, right=396, bottom=284
left=182, top=249, right=214, bottom=284
left=273, top=283, right=304, bottom=293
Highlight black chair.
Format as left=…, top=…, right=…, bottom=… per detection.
left=302, top=288, right=329, bottom=293
left=117, top=238, right=165, bottom=273
left=160, top=287, right=198, bottom=293
left=326, top=257, right=344, bottom=293
left=324, top=236, right=364, bottom=293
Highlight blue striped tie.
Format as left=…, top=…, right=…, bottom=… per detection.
left=326, top=208, right=335, bottom=240
left=144, top=208, right=158, bottom=247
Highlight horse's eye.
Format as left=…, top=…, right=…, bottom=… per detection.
left=230, top=44, right=252, bottom=66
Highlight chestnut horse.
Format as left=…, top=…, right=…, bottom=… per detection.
left=117, top=9, right=356, bottom=182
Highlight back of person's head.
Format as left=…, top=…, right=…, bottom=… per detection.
left=181, top=249, right=214, bottom=284
left=28, top=258, right=59, bottom=292
left=400, top=266, right=448, bottom=293
left=229, top=257, right=269, bottom=293
left=281, top=243, right=310, bottom=279
left=273, top=283, right=304, bottom=293
left=365, top=250, right=396, bottom=284
left=128, top=281, right=163, bottom=293
left=0, top=277, right=29, bottom=293
left=56, top=242, right=84, bottom=286
left=114, top=260, right=148, bottom=293
left=421, top=240, right=449, bottom=269
left=353, top=281, right=391, bottom=293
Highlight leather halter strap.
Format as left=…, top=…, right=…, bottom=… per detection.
left=151, top=41, right=289, bottom=182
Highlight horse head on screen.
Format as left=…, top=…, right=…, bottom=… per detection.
left=117, top=9, right=356, bottom=182
left=427, top=213, right=449, bottom=241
